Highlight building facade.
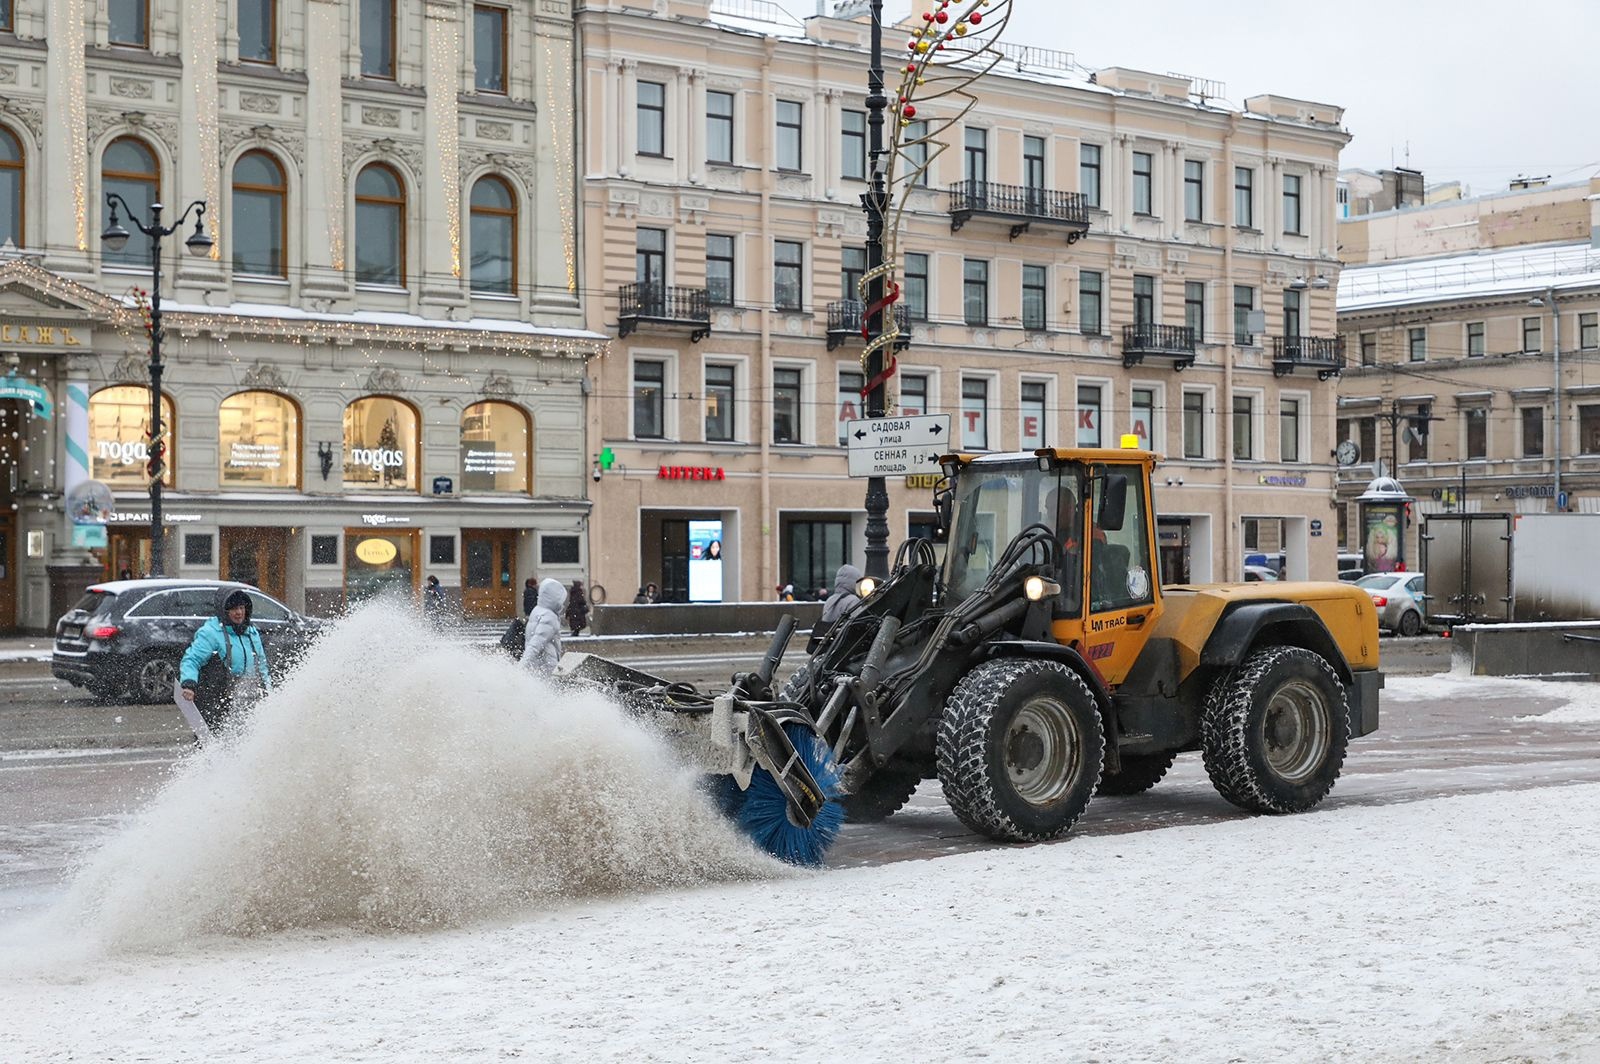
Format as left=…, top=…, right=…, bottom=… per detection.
left=0, top=0, right=594, bottom=630
left=579, top=0, right=1349, bottom=605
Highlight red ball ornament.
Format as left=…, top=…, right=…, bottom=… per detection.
left=907, top=40, right=918, bottom=50
left=923, top=10, right=933, bottom=19
left=905, top=63, right=917, bottom=72
left=969, top=10, right=982, bottom=23
left=935, top=9, right=948, bottom=21
left=936, top=42, right=946, bottom=50
left=903, top=104, right=917, bottom=118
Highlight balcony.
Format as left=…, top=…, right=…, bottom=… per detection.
left=826, top=300, right=912, bottom=352
left=947, top=180, right=1091, bottom=242
left=1272, top=335, right=1345, bottom=380
left=1121, top=323, right=1196, bottom=370
left=618, top=283, right=711, bottom=343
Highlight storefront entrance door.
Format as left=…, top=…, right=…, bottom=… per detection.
left=220, top=526, right=289, bottom=601
left=461, top=528, right=516, bottom=619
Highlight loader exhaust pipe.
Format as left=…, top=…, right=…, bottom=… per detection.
left=754, top=613, right=797, bottom=689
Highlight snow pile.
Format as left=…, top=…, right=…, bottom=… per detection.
left=46, top=605, right=779, bottom=951
left=1389, top=674, right=1600, bottom=723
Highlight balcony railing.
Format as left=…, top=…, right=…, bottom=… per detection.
left=1121, top=322, right=1196, bottom=370
left=948, top=180, right=1091, bottom=242
left=825, top=300, right=912, bottom=351
left=618, top=283, right=712, bottom=342
left=1272, top=335, right=1345, bottom=380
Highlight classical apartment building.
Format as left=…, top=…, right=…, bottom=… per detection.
left=0, top=0, right=593, bottom=629
left=1334, top=177, right=1600, bottom=570
left=579, top=0, right=1349, bottom=604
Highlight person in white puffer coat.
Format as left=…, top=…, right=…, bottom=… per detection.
left=519, top=577, right=568, bottom=675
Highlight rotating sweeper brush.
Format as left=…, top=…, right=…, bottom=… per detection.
left=557, top=615, right=843, bottom=867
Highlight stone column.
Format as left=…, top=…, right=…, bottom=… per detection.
left=686, top=68, right=706, bottom=184
left=600, top=59, right=620, bottom=176
left=674, top=68, right=691, bottom=175
left=302, top=0, right=349, bottom=301
left=1111, top=135, right=1132, bottom=233
left=43, top=0, right=89, bottom=274
left=1266, top=154, right=1282, bottom=250
left=419, top=0, right=466, bottom=308
left=619, top=59, right=639, bottom=177
left=47, top=353, right=101, bottom=621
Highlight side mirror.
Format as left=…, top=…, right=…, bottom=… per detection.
left=932, top=477, right=953, bottom=543
left=1098, top=473, right=1128, bottom=532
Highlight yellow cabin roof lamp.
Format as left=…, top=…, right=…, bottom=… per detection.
left=1120, top=433, right=1142, bottom=449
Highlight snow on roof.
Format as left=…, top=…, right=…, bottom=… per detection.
left=118, top=296, right=608, bottom=342
left=1338, top=241, right=1600, bottom=312
left=1341, top=176, right=1592, bottom=224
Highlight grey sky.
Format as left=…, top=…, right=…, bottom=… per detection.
left=843, top=1, right=1599, bottom=195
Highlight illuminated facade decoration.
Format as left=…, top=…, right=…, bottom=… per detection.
left=219, top=390, right=300, bottom=489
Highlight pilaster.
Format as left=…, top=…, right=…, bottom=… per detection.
left=43, top=0, right=90, bottom=274
left=420, top=0, right=465, bottom=308
left=302, top=0, right=349, bottom=300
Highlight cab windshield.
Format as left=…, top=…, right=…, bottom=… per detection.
left=942, top=460, right=1084, bottom=610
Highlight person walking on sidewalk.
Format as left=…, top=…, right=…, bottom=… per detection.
left=522, top=577, right=539, bottom=617
left=565, top=579, right=590, bottom=637
left=519, top=578, right=567, bottom=676
left=178, top=589, right=272, bottom=733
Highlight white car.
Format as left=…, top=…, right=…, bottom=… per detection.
left=1355, top=572, right=1427, bottom=636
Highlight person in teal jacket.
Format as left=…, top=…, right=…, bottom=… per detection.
left=179, top=589, right=272, bottom=731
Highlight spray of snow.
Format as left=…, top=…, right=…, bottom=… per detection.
left=41, top=605, right=782, bottom=952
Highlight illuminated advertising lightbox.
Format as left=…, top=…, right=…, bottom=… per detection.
left=1362, top=502, right=1405, bottom=574
left=688, top=520, right=724, bottom=603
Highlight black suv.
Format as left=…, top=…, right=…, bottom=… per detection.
left=52, top=579, right=325, bottom=703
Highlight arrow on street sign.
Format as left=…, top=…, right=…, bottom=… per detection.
left=845, top=414, right=952, bottom=478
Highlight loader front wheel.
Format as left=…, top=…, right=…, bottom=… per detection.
left=1096, top=752, right=1177, bottom=796
left=936, top=659, right=1103, bottom=842
left=1200, top=645, right=1349, bottom=815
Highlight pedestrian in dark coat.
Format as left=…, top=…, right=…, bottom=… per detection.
left=565, top=579, right=590, bottom=636
left=523, top=577, right=538, bottom=617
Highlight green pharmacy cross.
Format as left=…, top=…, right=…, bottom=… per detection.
left=596, top=447, right=616, bottom=471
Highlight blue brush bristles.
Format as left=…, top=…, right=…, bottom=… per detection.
left=735, top=724, right=844, bottom=867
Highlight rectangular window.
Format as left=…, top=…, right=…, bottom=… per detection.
left=905, top=121, right=930, bottom=186
left=841, top=110, right=867, bottom=181
left=359, top=0, right=394, bottom=77
left=1361, top=331, right=1377, bottom=365
left=1185, top=281, right=1205, bottom=343
left=0, top=0, right=13, bottom=33
left=1023, top=135, right=1046, bottom=198
left=1182, top=391, right=1206, bottom=458
left=633, top=360, right=665, bottom=439
left=1582, top=405, right=1600, bottom=455
left=1465, top=408, right=1487, bottom=460
left=1076, top=384, right=1102, bottom=447
left=1183, top=160, right=1204, bottom=222
left=1022, top=265, right=1047, bottom=331
left=705, top=363, right=736, bottom=442
left=1234, top=285, right=1255, bottom=345
left=1522, top=316, right=1542, bottom=354
left=1133, top=274, right=1155, bottom=326
left=311, top=535, right=339, bottom=566
left=1359, top=417, right=1377, bottom=466
left=963, top=259, right=989, bottom=326
left=706, top=234, right=735, bottom=306
left=961, top=378, right=989, bottom=450
left=837, top=368, right=864, bottom=445
left=772, top=367, right=802, bottom=444
left=109, top=0, right=149, bottom=47
left=1407, top=407, right=1429, bottom=463
left=238, top=0, right=276, bottom=64
left=1019, top=381, right=1047, bottom=449
left=472, top=5, right=507, bottom=93
left=1234, top=166, right=1254, bottom=228
left=637, top=81, right=666, bottom=156
left=1280, top=398, right=1301, bottom=463
left=184, top=533, right=214, bottom=566
left=1132, top=151, right=1153, bottom=215
left=773, top=240, right=803, bottom=311
left=963, top=127, right=988, bottom=184
left=635, top=226, right=666, bottom=290
left=1466, top=321, right=1485, bottom=357
left=706, top=91, right=734, bottom=164
left=841, top=246, right=866, bottom=303
left=1233, top=395, right=1254, bottom=460
left=776, top=100, right=803, bottom=171
left=1408, top=327, right=1427, bottom=362
left=903, top=252, right=928, bottom=320
left=1522, top=406, right=1544, bottom=458
left=1282, top=173, right=1303, bottom=234
left=1079, top=270, right=1103, bottom=335
left=1080, top=143, right=1102, bottom=208
left=541, top=535, right=581, bottom=566
left=1581, top=313, right=1598, bottom=350
left=900, top=373, right=928, bottom=417
left=1131, top=387, right=1156, bottom=449
left=1282, top=289, right=1302, bottom=338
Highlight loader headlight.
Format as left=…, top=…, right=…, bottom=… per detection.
left=1023, top=576, right=1059, bottom=601
left=857, top=576, right=878, bottom=598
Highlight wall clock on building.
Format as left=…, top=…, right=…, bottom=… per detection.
left=1335, top=440, right=1360, bottom=467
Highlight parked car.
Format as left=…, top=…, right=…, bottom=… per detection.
left=1242, top=565, right=1280, bottom=582
left=1338, top=568, right=1366, bottom=583
left=1355, top=572, right=1427, bottom=636
left=52, top=579, right=325, bottom=703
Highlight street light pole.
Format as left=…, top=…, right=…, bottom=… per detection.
left=861, top=0, right=891, bottom=580
left=102, top=195, right=211, bottom=577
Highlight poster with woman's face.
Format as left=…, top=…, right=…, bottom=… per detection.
left=688, top=520, right=724, bottom=602
left=1362, top=504, right=1404, bottom=573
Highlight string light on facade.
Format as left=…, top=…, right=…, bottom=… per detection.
left=63, top=0, right=89, bottom=250
left=545, top=36, right=578, bottom=294
left=430, top=18, right=463, bottom=279
left=189, top=0, right=222, bottom=259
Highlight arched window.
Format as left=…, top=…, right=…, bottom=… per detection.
left=88, top=385, right=175, bottom=488
left=343, top=395, right=419, bottom=491
left=354, top=163, right=405, bottom=286
left=469, top=175, right=516, bottom=295
left=0, top=126, right=23, bottom=248
left=231, top=151, right=287, bottom=277
left=219, top=390, right=300, bottom=488
left=102, top=137, right=159, bottom=268
left=460, top=401, right=531, bottom=493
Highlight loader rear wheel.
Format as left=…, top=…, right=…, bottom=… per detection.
left=1200, top=645, right=1349, bottom=815
left=936, top=659, right=1103, bottom=843
left=1096, top=752, right=1176, bottom=796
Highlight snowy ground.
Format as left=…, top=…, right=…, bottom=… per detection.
left=2, top=613, right=1599, bottom=1062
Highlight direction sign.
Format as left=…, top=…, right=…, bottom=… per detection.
left=845, top=414, right=952, bottom=478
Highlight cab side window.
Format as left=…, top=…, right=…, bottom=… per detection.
left=1089, top=464, right=1155, bottom=613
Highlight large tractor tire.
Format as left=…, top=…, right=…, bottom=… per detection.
left=936, top=659, right=1104, bottom=843
left=1096, top=752, right=1176, bottom=796
left=1200, top=645, right=1349, bottom=815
